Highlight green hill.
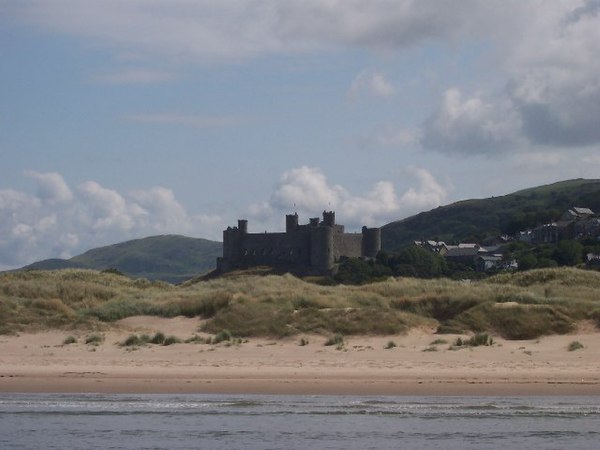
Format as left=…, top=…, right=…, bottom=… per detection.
left=382, top=178, right=600, bottom=252
left=21, top=235, right=222, bottom=284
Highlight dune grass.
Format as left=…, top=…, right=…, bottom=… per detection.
left=1, top=267, right=600, bottom=339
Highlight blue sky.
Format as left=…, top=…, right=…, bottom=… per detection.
left=1, top=0, right=600, bottom=269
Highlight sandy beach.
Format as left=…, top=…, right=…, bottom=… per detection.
left=1, top=316, right=599, bottom=396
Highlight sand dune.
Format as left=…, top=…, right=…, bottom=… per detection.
left=1, top=316, right=599, bottom=395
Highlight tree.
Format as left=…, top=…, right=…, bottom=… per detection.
left=378, top=246, right=447, bottom=278
left=554, top=240, right=583, bottom=266
left=517, top=254, right=538, bottom=271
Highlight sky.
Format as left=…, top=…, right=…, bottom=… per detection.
left=1, top=0, right=600, bottom=270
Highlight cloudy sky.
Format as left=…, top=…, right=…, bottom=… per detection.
left=1, top=0, right=600, bottom=269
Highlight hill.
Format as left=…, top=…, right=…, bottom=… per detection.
left=381, top=178, right=600, bottom=252
left=21, top=235, right=222, bottom=284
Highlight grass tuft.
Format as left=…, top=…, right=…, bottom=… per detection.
left=85, top=334, right=104, bottom=345
left=213, top=329, right=232, bottom=344
left=568, top=340, right=584, bottom=351
left=162, top=335, right=181, bottom=346
left=150, top=332, right=166, bottom=345
left=384, top=340, right=397, bottom=349
left=122, top=334, right=147, bottom=347
left=324, top=334, right=344, bottom=347
left=62, top=335, right=77, bottom=345
left=454, top=333, right=493, bottom=348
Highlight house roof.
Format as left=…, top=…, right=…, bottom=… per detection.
left=444, top=247, right=479, bottom=257
left=573, top=207, right=594, bottom=215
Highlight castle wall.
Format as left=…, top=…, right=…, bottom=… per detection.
left=234, top=231, right=312, bottom=267
left=218, top=212, right=381, bottom=274
left=333, top=233, right=363, bottom=259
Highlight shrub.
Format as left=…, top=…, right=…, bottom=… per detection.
left=185, top=334, right=208, bottom=344
left=324, top=334, right=344, bottom=346
left=177, top=292, right=231, bottom=318
left=568, top=341, right=584, bottom=351
left=85, top=334, right=104, bottom=345
left=101, top=268, right=126, bottom=277
left=467, top=333, right=493, bottom=346
left=454, top=333, right=493, bottom=347
left=122, top=334, right=146, bottom=347
left=150, top=332, right=166, bottom=345
left=213, top=329, right=232, bottom=344
left=162, top=335, right=181, bottom=346
left=430, top=338, right=448, bottom=345
left=384, top=340, right=396, bottom=349
left=62, top=335, right=77, bottom=345
left=299, top=337, right=309, bottom=346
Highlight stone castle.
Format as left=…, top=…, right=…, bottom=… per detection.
left=217, top=211, right=381, bottom=275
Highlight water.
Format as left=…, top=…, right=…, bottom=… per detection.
left=1, top=394, right=599, bottom=449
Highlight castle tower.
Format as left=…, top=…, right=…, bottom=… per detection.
left=238, top=219, right=248, bottom=234
left=322, top=211, right=335, bottom=227
left=362, top=226, right=381, bottom=258
left=286, top=213, right=299, bottom=233
left=310, top=225, right=334, bottom=271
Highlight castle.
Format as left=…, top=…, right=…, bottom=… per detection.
left=217, top=211, right=381, bottom=275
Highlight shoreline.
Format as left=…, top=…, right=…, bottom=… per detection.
left=2, top=316, right=600, bottom=396
left=2, top=372, right=600, bottom=396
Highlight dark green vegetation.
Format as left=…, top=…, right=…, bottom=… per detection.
left=2, top=267, right=600, bottom=341
left=567, top=340, right=584, bottom=351
left=19, top=235, right=222, bottom=284
left=120, top=332, right=181, bottom=347
left=335, top=247, right=448, bottom=284
left=382, top=178, right=600, bottom=252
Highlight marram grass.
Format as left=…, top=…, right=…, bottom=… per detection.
left=1, top=268, right=600, bottom=339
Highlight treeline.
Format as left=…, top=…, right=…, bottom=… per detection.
left=334, top=246, right=447, bottom=285
left=335, top=238, right=600, bottom=285
left=508, top=238, right=600, bottom=271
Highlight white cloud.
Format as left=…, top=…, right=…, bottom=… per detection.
left=349, top=70, right=395, bottom=98
left=420, top=88, right=519, bottom=155
left=25, top=170, right=73, bottom=204
left=78, top=181, right=135, bottom=231
left=419, top=1, right=600, bottom=154
left=506, top=0, right=600, bottom=147
left=0, top=172, right=223, bottom=269
left=249, top=166, right=448, bottom=230
left=269, top=166, right=346, bottom=212
left=129, top=186, right=189, bottom=233
left=397, top=167, right=449, bottom=211
left=5, top=1, right=520, bottom=62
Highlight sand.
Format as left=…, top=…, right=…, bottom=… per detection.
left=1, top=316, right=599, bottom=396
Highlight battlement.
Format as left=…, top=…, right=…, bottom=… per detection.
left=217, top=211, right=381, bottom=275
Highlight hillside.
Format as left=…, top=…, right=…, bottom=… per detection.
left=382, top=178, right=600, bottom=252
left=21, top=235, right=222, bottom=284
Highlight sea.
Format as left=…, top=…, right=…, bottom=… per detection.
left=1, top=394, right=599, bottom=449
